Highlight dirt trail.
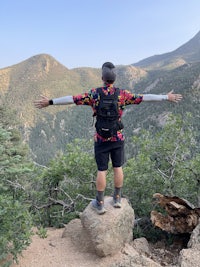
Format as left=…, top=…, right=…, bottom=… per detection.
left=11, top=228, right=120, bottom=267
left=11, top=221, right=181, bottom=267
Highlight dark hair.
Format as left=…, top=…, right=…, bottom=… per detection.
left=102, top=62, right=115, bottom=69
left=102, top=62, right=116, bottom=83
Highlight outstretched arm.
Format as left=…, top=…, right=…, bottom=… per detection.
left=34, top=95, right=74, bottom=109
left=143, top=91, right=182, bottom=103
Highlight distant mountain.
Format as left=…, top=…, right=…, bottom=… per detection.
left=0, top=54, right=100, bottom=127
left=133, top=31, right=200, bottom=70
left=28, top=61, right=200, bottom=164
left=0, top=54, right=147, bottom=128
left=1, top=31, right=200, bottom=164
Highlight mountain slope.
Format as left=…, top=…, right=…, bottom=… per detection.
left=133, top=31, right=200, bottom=70
left=1, top=30, right=200, bottom=165
left=28, top=61, right=200, bottom=164
left=0, top=54, right=101, bottom=126
left=0, top=54, right=147, bottom=127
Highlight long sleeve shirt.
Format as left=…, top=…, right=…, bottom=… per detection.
left=51, top=85, right=168, bottom=142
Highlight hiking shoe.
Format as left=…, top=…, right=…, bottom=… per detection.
left=91, top=199, right=106, bottom=215
left=113, top=195, right=122, bottom=208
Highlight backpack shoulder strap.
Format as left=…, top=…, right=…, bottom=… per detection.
left=96, top=87, right=105, bottom=98
left=92, top=87, right=102, bottom=118
left=96, top=87, right=102, bottom=94
left=115, top=87, right=120, bottom=97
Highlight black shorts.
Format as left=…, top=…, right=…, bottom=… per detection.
left=94, top=141, right=124, bottom=171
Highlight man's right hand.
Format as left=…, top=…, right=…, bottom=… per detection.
left=34, top=95, right=50, bottom=109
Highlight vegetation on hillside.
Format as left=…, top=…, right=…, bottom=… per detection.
left=27, top=61, right=200, bottom=165
left=1, top=35, right=200, bottom=265
left=0, top=106, right=33, bottom=267
left=1, top=101, right=200, bottom=266
left=29, top=113, right=200, bottom=226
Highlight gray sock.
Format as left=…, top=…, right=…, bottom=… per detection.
left=114, top=187, right=122, bottom=198
left=96, top=191, right=104, bottom=202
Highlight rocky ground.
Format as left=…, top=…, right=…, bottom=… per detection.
left=11, top=225, right=182, bottom=267
left=10, top=196, right=200, bottom=267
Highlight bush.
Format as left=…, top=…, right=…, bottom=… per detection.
left=0, top=196, right=32, bottom=266
left=0, top=118, right=33, bottom=266
left=123, top=113, right=199, bottom=218
left=30, top=139, right=98, bottom=227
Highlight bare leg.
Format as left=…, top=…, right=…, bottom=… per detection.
left=96, top=170, right=107, bottom=191
left=113, top=167, right=123, bottom=188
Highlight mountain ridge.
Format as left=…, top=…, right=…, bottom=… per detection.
left=133, top=30, right=200, bottom=70
left=0, top=53, right=147, bottom=127
left=0, top=30, right=200, bottom=164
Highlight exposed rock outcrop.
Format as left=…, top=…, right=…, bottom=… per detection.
left=61, top=195, right=200, bottom=267
left=178, top=219, right=200, bottom=267
left=62, top=196, right=135, bottom=257
left=109, top=243, right=162, bottom=267
left=80, top=196, right=134, bottom=257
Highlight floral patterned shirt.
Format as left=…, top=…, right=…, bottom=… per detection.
left=73, top=85, right=143, bottom=142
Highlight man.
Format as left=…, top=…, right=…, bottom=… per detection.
left=34, top=62, right=182, bottom=215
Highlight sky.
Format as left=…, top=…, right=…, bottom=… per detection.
left=0, top=0, right=200, bottom=69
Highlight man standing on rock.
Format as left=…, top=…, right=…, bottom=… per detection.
left=34, top=62, right=182, bottom=215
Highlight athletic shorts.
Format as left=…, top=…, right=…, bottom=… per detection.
left=94, top=141, right=124, bottom=171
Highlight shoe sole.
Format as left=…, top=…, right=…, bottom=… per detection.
left=91, top=201, right=107, bottom=215
left=91, top=205, right=107, bottom=215
left=113, top=203, right=122, bottom=208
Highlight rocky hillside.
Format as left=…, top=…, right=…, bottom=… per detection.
left=1, top=30, right=200, bottom=164
left=0, top=54, right=147, bottom=128
left=0, top=54, right=100, bottom=127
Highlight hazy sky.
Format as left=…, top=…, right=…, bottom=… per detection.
left=1, top=0, right=200, bottom=69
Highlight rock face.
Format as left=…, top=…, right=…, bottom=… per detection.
left=109, top=243, right=162, bottom=267
left=178, top=244, right=200, bottom=267
left=80, top=196, right=135, bottom=257
left=178, top=219, right=200, bottom=267
left=187, top=219, right=200, bottom=248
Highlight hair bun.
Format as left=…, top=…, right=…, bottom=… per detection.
left=102, top=67, right=116, bottom=83
left=102, top=62, right=115, bottom=69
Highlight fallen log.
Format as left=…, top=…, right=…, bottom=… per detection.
left=151, top=193, right=200, bottom=234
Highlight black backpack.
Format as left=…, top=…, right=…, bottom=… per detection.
left=94, top=87, right=124, bottom=138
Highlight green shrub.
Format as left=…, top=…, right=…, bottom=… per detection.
left=0, top=120, right=33, bottom=266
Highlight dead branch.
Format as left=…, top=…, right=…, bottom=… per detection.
left=5, top=179, right=25, bottom=191
left=151, top=193, right=200, bottom=234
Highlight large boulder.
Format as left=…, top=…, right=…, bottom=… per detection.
left=62, top=218, right=96, bottom=253
left=80, top=196, right=135, bottom=257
